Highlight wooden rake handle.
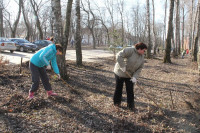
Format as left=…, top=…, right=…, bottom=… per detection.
left=125, top=71, right=164, bottom=112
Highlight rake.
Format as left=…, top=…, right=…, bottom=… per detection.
left=125, top=71, right=165, bottom=114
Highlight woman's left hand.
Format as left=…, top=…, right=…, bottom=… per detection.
left=57, top=74, right=61, bottom=79
left=130, top=77, right=137, bottom=83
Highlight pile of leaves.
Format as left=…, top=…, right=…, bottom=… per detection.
left=0, top=54, right=200, bottom=132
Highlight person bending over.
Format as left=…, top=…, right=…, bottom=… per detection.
left=113, top=42, right=147, bottom=111
left=28, top=43, right=63, bottom=99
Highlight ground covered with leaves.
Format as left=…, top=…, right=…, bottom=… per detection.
left=0, top=53, right=200, bottom=132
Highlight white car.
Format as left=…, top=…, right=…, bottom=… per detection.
left=0, top=37, right=17, bottom=53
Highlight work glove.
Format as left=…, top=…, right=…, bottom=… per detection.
left=130, top=77, right=137, bottom=83
left=120, top=67, right=126, bottom=72
left=57, top=74, right=61, bottom=79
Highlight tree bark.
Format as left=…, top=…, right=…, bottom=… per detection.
left=175, top=0, right=180, bottom=55
left=189, top=0, right=194, bottom=50
left=75, top=0, right=82, bottom=66
left=51, top=0, right=63, bottom=43
left=22, top=0, right=31, bottom=41
left=152, top=0, right=158, bottom=55
left=59, top=0, right=73, bottom=79
left=193, top=2, right=200, bottom=62
left=181, top=7, right=184, bottom=50
left=164, top=0, right=175, bottom=63
left=163, top=0, right=167, bottom=48
left=146, top=0, right=152, bottom=58
left=51, top=0, right=65, bottom=78
left=0, top=0, right=4, bottom=37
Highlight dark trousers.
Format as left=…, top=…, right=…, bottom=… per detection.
left=113, top=74, right=135, bottom=108
left=30, top=62, right=52, bottom=92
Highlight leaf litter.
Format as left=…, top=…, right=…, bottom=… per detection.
left=0, top=53, right=200, bottom=132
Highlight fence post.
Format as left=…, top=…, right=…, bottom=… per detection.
left=20, top=57, right=23, bottom=74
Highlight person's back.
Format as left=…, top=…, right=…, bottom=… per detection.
left=30, top=44, right=56, bottom=68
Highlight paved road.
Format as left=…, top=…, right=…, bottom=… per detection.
left=0, top=49, right=113, bottom=65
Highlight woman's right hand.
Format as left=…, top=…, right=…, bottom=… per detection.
left=120, top=67, right=126, bottom=72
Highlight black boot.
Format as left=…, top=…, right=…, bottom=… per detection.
left=114, top=102, right=121, bottom=107
left=127, top=104, right=136, bottom=112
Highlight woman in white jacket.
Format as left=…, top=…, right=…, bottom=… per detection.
left=113, top=42, right=147, bottom=111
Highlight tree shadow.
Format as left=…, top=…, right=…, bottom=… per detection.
left=49, top=94, right=152, bottom=132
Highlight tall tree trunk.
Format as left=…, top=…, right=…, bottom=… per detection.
left=75, top=0, right=82, bottom=66
left=182, top=7, right=184, bottom=50
left=21, top=0, right=31, bottom=41
left=0, top=0, right=4, bottom=37
left=152, top=0, right=157, bottom=55
left=30, top=0, right=43, bottom=40
left=11, top=0, right=22, bottom=38
left=192, top=4, right=199, bottom=54
left=163, top=0, right=168, bottom=48
left=146, top=0, right=152, bottom=58
left=51, top=0, right=65, bottom=78
left=189, top=0, right=194, bottom=50
left=117, top=0, right=125, bottom=46
left=51, top=0, right=63, bottom=43
left=91, top=29, right=96, bottom=49
left=58, top=0, right=73, bottom=79
left=164, top=0, right=175, bottom=63
left=193, top=2, right=200, bottom=62
left=175, top=0, right=180, bottom=55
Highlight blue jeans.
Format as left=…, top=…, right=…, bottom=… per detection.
left=113, top=74, right=135, bottom=108
left=30, top=62, right=52, bottom=92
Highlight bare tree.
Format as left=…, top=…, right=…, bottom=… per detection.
left=51, top=0, right=64, bottom=79
left=189, top=0, right=194, bottom=50
left=95, top=5, right=110, bottom=45
left=81, top=0, right=97, bottom=49
left=30, top=0, right=43, bottom=39
left=152, top=0, right=158, bottom=55
left=64, top=0, right=73, bottom=53
left=21, top=0, right=31, bottom=41
left=181, top=5, right=185, bottom=50
left=164, top=0, right=175, bottom=63
left=0, top=0, right=4, bottom=37
left=62, top=0, right=73, bottom=79
left=116, top=0, right=125, bottom=46
left=75, top=0, right=82, bottom=66
left=50, top=0, right=74, bottom=79
left=163, top=0, right=168, bottom=48
left=104, top=0, right=115, bottom=32
left=131, top=3, right=141, bottom=43
left=51, top=0, right=63, bottom=43
left=175, top=0, right=180, bottom=55
left=146, top=0, right=152, bottom=58
left=193, top=1, right=200, bottom=62
left=4, top=0, right=22, bottom=38
left=192, top=3, right=199, bottom=53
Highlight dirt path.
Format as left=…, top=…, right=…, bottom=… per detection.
left=0, top=53, right=199, bottom=132
left=0, top=48, right=113, bottom=65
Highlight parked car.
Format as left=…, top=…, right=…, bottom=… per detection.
left=32, top=40, right=53, bottom=50
left=10, top=38, right=37, bottom=52
left=0, top=37, right=17, bottom=53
